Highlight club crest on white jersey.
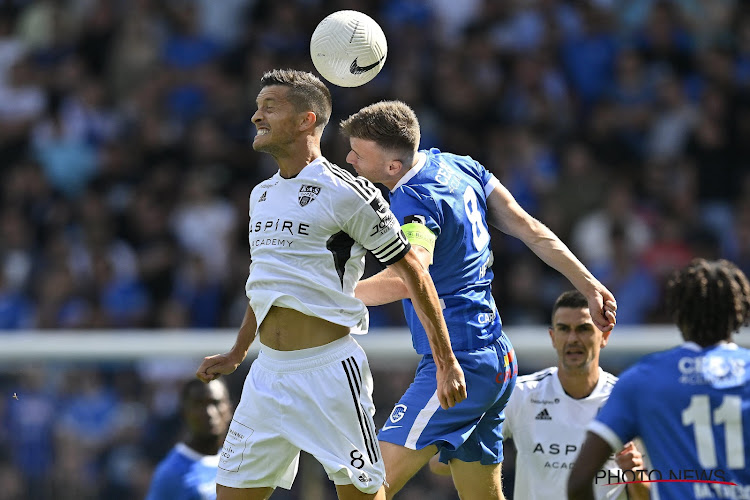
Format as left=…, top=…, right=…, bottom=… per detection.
left=298, top=185, right=321, bottom=206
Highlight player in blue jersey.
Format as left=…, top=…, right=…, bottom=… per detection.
left=341, top=100, right=617, bottom=500
left=146, top=379, right=233, bottom=500
left=569, top=258, right=750, bottom=500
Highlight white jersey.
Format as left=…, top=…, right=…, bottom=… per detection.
left=246, top=156, right=410, bottom=331
left=503, top=367, right=627, bottom=500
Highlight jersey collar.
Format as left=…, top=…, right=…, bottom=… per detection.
left=275, top=156, right=326, bottom=180
left=391, top=151, right=427, bottom=193
left=681, top=340, right=737, bottom=351
left=553, top=366, right=608, bottom=400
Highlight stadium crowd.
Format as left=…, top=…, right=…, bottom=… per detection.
left=0, top=0, right=747, bottom=498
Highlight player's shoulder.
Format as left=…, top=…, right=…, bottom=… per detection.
left=614, top=348, right=684, bottom=385
left=251, top=174, right=280, bottom=198
left=515, top=366, right=557, bottom=391
left=316, top=158, right=381, bottom=202
left=716, top=342, right=750, bottom=358
left=602, top=369, right=618, bottom=385
left=151, top=446, right=190, bottom=482
left=425, top=148, right=476, bottom=166
left=426, top=148, right=486, bottom=177
left=635, top=343, right=703, bottom=368
left=599, top=369, right=619, bottom=394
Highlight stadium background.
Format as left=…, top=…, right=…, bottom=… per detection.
left=0, top=0, right=747, bottom=498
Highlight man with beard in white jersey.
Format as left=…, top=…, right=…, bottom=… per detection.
left=431, top=290, right=649, bottom=499
left=195, top=69, right=466, bottom=500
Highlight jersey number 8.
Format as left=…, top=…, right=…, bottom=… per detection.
left=463, top=187, right=489, bottom=251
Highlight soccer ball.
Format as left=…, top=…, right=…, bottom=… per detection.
left=310, top=10, right=387, bottom=88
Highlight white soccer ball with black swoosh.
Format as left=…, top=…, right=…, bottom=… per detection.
left=310, top=10, right=387, bottom=88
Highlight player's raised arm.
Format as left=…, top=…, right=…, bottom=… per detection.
left=485, top=181, right=616, bottom=332
left=386, top=248, right=467, bottom=409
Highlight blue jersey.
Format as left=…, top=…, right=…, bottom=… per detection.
left=146, top=443, right=220, bottom=500
left=589, top=342, right=750, bottom=500
left=389, top=148, right=501, bottom=354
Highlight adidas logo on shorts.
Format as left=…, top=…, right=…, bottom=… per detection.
left=535, top=408, right=552, bottom=420
left=358, top=473, right=371, bottom=484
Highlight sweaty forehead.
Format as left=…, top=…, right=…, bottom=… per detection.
left=553, top=306, right=593, bottom=326
left=256, top=85, right=291, bottom=104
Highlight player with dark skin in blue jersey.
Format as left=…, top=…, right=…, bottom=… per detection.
left=569, top=258, right=750, bottom=500
left=146, top=379, right=232, bottom=500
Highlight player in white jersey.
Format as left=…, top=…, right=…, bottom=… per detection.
left=195, top=70, right=466, bottom=500
left=430, top=291, right=648, bottom=499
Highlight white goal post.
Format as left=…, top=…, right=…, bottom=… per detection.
left=2, top=326, right=747, bottom=369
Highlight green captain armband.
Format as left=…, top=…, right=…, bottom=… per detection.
left=401, top=222, right=437, bottom=254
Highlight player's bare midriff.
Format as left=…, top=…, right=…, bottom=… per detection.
left=258, top=305, right=350, bottom=350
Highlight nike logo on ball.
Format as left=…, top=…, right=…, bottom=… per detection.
left=349, top=55, right=385, bottom=75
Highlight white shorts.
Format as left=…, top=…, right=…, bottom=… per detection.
left=216, top=335, right=385, bottom=494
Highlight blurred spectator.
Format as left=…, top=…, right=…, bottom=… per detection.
left=608, top=49, right=655, bottom=157
left=172, top=253, right=224, bottom=328
left=646, top=72, right=699, bottom=159
left=560, top=5, right=618, bottom=107
left=633, top=0, right=695, bottom=77
left=0, top=271, right=33, bottom=330
left=170, top=172, right=236, bottom=282
left=571, top=182, right=652, bottom=269
left=548, top=141, right=607, bottom=238
left=0, top=10, right=26, bottom=85
left=5, top=367, right=58, bottom=499
left=0, top=56, right=45, bottom=163
left=590, top=222, right=660, bottom=324
left=31, top=91, right=97, bottom=198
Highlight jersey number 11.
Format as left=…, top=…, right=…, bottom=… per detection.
left=682, top=394, right=745, bottom=469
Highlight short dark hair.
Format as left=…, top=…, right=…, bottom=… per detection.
left=551, top=290, right=588, bottom=324
left=666, top=259, right=750, bottom=346
left=259, top=69, right=332, bottom=130
left=181, top=378, right=229, bottom=407
left=339, top=100, right=420, bottom=161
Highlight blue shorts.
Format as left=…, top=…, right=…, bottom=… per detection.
left=378, top=333, right=517, bottom=465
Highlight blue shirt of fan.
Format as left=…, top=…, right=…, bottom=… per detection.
left=389, top=148, right=502, bottom=355
left=146, top=443, right=219, bottom=500
left=592, top=342, right=750, bottom=500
